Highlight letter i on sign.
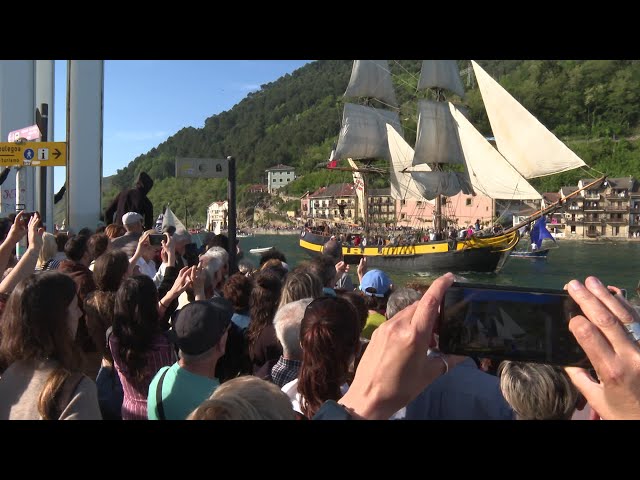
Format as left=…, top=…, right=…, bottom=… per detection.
left=37, top=148, right=48, bottom=161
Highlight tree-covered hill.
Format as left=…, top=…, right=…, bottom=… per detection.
left=109, top=60, right=640, bottom=222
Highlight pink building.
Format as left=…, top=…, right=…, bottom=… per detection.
left=396, top=198, right=434, bottom=228
left=395, top=192, right=494, bottom=229
left=444, top=192, right=494, bottom=227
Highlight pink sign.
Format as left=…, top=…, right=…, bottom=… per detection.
left=7, top=124, right=41, bottom=142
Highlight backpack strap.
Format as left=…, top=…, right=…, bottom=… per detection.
left=54, top=371, right=86, bottom=419
left=155, top=367, right=170, bottom=420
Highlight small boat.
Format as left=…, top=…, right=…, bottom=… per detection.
left=249, top=246, right=274, bottom=255
left=510, top=217, right=556, bottom=259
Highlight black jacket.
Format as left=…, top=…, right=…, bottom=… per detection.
left=104, top=172, right=154, bottom=229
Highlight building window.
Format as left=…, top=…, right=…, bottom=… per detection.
left=486, top=207, right=489, bottom=211
left=401, top=213, right=406, bottom=219
left=272, top=179, right=276, bottom=183
left=571, top=225, right=576, bottom=233
left=279, top=178, right=283, bottom=182
left=466, top=199, right=472, bottom=206
left=401, top=200, right=406, bottom=206
left=417, top=201, right=422, bottom=206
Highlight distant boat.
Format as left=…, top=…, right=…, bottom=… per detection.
left=250, top=246, right=274, bottom=255
left=510, top=216, right=557, bottom=259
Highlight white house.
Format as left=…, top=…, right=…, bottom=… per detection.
left=206, top=200, right=228, bottom=232
left=266, top=164, right=295, bottom=194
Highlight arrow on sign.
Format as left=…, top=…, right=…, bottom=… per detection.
left=53, top=149, right=61, bottom=160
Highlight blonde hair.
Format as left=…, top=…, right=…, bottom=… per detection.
left=498, top=361, right=579, bottom=420
left=278, top=271, right=323, bottom=309
left=187, top=376, right=295, bottom=420
left=37, top=232, right=58, bottom=269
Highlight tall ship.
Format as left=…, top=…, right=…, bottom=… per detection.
left=299, top=60, right=602, bottom=273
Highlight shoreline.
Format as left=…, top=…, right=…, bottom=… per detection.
left=245, top=228, right=299, bottom=236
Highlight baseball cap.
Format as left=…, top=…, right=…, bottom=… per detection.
left=122, top=212, right=143, bottom=225
left=359, top=269, right=392, bottom=298
left=171, top=300, right=232, bottom=355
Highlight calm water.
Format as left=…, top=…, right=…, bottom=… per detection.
left=237, top=234, right=640, bottom=297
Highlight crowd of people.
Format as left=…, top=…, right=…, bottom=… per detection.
left=0, top=205, right=638, bottom=420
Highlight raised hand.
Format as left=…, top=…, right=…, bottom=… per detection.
left=564, top=276, right=640, bottom=420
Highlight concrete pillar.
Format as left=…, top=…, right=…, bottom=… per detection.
left=66, top=60, right=103, bottom=231
left=0, top=60, right=35, bottom=214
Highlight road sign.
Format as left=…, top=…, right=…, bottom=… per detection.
left=7, top=125, right=41, bottom=142
left=175, top=157, right=228, bottom=179
left=0, top=142, right=66, bottom=167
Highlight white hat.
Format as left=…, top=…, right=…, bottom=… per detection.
left=122, top=212, right=143, bottom=225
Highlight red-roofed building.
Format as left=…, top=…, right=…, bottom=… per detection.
left=307, top=183, right=357, bottom=223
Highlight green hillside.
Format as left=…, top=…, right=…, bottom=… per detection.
left=108, top=60, right=640, bottom=223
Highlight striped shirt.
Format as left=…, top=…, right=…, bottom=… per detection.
left=109, top=333, right=176, bottom=420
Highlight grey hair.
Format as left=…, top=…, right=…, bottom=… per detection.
left=173, top=229, right=192, bottom=244
left=498, top=361, right=579, bottom=420
left=201, top=246, right=229, bottom=287
left=273, top=298, right=312, bottom=359
left=385, top=288, right=422, bottom=319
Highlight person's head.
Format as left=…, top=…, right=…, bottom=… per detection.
left=259, top=249, right=287, bottom=267
left=187, top=376, right=295, bottom=420
left=223, top=273, right=253, bottom=314
left=162, top=225, right=176, bottom=236
left=208, top=234, right=229, bottom=253
left=0, top=272, right=81, bottom=372
left=122, top=212, right=144, bottom=234
left=307, top=255, right=338, bottom=289
left=322, top=238, right=343, bottom=262
left=64, top=234, right=91, bottom=266
left=37, top=232, right=58, bottom=269
left=105, top=223, right=126, bottom=240
left=77, top=227, right=93, bottom=237
left=247, top=269, right=282, bottom=346
left=93, top=249, right=130, bottom=293
left=498, top=361, right=581, bottom=420
left=172, top=300, right=232, bottom=368
left=359, top=269, right=393, bottom=314
left=172, top=229, right=192, bottom=255
left=386, top=288, right=422, bottom=319
left=55, top=232, right=68, bottom=253
left=278, top=271, right=323, bottom=309
left=237, top=259, right=256, bottom=277
left=135, top=171, right=153, bottom=195
left=335, top=290, right=368, bottom=332
left=201, top=246, right=229, bottom=293
left=298, top=296, right=361, bottom=418
left=112, top=275, right=161, bottom=383
left=273, top=298, right=312, bottom=360
left=260, top=259, right=288, bottom=281
left=88, top=233, right=110, bottom=263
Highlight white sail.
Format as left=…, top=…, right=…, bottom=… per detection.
left=162, top=206, right=187, bottom=232
left=347, top=158, right=367, bottom=222
left=449, top=104, right=542, bottom=200
left=496, top=307, right=526, bottom=339
left=472, top=60, right=587, bottom=179
left=344, top=60, right=398, bottom=107
left=412, top=100, right=465, bottom=166
left=334, top=103, right=403, bottom=161
left=386, top=124, right=434, bottom=202
left=418, top=60, right=465, bottom=98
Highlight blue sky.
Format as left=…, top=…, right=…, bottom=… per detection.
left=53, top=60, right=312, bottom=191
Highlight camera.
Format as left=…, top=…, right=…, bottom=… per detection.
left=148, top=234, right=165, bottom=246
left=438, top=282, right=590, bottom=368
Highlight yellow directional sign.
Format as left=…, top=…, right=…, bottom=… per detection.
left=0, top=142, right=67, bottom=167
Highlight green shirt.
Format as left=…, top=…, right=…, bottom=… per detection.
left=361, top=311, right=386, bottom=340
left=147, top=362, right=220, bottom=420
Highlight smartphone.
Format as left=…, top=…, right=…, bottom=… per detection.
left=21, top=211, right=35, bottom=223
left=438, top=282, right=591, bottom=368
left=149, top=234, right=165, bottom=246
